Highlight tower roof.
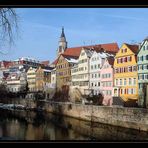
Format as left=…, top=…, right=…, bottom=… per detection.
left=61, top=27, right=65, bottom=38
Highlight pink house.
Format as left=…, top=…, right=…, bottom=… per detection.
left=101, top=57, right=114, bottom=106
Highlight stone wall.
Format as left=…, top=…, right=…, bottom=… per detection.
left=44, top=101, right=148, bottom=131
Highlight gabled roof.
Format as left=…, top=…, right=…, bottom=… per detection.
left=138, top=37, right=148, bottom=54
left=51, top=58, right=58, bottom=65
left=124, top=43, right=139, bottom=54
left=107, top=56, right=114, bottom=66
left=83, top=48, right=93, bottom=58
left=51, top=42, right=119, bottom=66
left=63, top=43, right=119, bottom=57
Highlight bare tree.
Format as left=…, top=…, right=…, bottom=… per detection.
left=0, top=8, right=18, bottom=53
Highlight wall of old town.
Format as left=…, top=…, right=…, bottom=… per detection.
left=44, top=101, right=148, bottom=131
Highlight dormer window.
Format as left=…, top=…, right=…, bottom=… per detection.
left=122, top=48, right=127, bottom=53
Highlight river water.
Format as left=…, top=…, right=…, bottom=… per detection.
left=0, top=109, right=148, bottom=141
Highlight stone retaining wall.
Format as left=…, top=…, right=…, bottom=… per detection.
left=44, top=101, right=148, bottom=131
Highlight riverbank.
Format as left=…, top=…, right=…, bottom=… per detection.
left=43, top=101, right=148, bottom=132
left=1, top=98, right=148, bottom=132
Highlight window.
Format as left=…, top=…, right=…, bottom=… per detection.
left=144, top=74, right=148, bottom=80
left=128, top=88, right=131, bottom=94
left=116, top=79, right=118, bottom=86
left=132, top=78, right=136, bottom=85
left=120, top=79, right=122, bottom=86
left=95, top=74, right=97, bottom=78
left=141, top=56, right=143, bottom=61
left=146, top=55, right=148, bottom=60
left=98, top=82, right=100, bottom=86
left=142, top=74, right=144, bottom=80
left=119, top=58, right=121, bottom=63
left=98, top=64, right=100, bottom=68
left=144, top=65, right=147, bottom=70
left=129, top=78, right=132, bottom=85
left=91, top=65, right=93, bottom=70
left=133, top=66, right=137, bottom=71
left=92, top=83, right=93, bottom=87
left=143, top=46, right=145, bottom=50
left=131, top=89, right=134, bottom=94
left=81, top=52, right=85, bottom=56
left=127, top=56, right=132, bottom=62
left=124, top=79, right=126, bottom=85
left=95, top=65, right=97, bottom=69
left=115, top=68, right=118, bottom=73
left=139, top=65, right=143, bottom=70
left=128, top=66, right=132, bottom=72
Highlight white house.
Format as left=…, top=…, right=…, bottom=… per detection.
left=71, top=48, right=93, bottom=95
left=89, top=51, right=112, bottom=95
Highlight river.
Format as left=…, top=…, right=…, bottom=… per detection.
left=0, top=109, right=148, bottom=141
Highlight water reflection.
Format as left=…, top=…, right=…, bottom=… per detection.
left=0, top=109, right=148, bottom=141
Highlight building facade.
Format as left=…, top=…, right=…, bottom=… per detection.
left=137, top=37, right=148, bottom=106
left=50, top=68, right=56, bottom=89
left=101, top=57, right=114, bottom=106
left=89, top=50, right=114, bottom=95
left=71, top=48, right=93, bottom=95
left=6, top=72, right=27, bottom=93
left=56, top=54, right=77, bottom=90
left=27, top=67, right=37, bottom=92
left=113, top=43, right=139, bottom=103
left=36, top=66, right=51, bottom=91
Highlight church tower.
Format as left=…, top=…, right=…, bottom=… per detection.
left=57, top=27, right=67, bottom=57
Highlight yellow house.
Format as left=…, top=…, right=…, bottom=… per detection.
left=113, top=43, right=139, bottom=102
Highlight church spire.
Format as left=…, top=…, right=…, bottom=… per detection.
left=61, top=27, right=65, bottom=38
left=57, top=27, right=68, bottom=57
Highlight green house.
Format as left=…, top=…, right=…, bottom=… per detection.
left=137, top=37, right=148, bottom=107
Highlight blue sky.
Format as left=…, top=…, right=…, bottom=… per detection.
left=0, top=8, right=148, bottom=63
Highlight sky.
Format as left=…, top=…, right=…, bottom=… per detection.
left=0, top=8, right=148, bottom=63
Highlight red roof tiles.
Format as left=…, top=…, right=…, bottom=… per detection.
left=124, top=43, right=139, bottom=54
left=40, top=61, right=50, bottom=66
left=63, top=43, right=119, bottom=57
left=107, top=57, right=114, bottom=66
left=51, top=43, right=119, bottom=65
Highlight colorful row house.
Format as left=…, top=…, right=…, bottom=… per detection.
left=35, top=66, right=52, bottom=92
left=137, top=37, right=148, bottom=107
left=71, top=48, right=93, bottom=95
left=101, top=57, right=114, bottom=106
left=113, top=43, right=139, bottom=104
left=89, top=49, right=115, bottom=96
left=56, top=54, right=78, bottom=90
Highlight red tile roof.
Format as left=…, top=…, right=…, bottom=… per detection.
left=1, top=61, right=14, bottom=68
left=62, top=54, right=78, bottom=59
left=107, top=57, right=114, bottom=66
left=51, top=58, right=58, bottom=65
left=51, top=43, right=119, bottom=65
left=63, top=43, right=119, bottom=57
left=40, top=60, right=50, bottom=66
left=124, top=43, right=139, bottom=54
